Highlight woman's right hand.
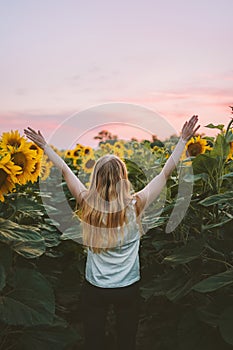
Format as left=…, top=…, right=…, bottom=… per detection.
left=24, top=127, right=47, bottom=150
left=181, top=115, right=200, bottom=142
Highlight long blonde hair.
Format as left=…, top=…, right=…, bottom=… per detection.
left=75, top=154, right=143, bottom=253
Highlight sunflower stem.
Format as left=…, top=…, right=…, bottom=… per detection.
left=225, top=116, right=233, bottom=138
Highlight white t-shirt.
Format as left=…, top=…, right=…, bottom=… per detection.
left=85, top=198, right=141, bottom=288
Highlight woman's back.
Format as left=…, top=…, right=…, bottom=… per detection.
left=85, top=197, right=141, bottom=288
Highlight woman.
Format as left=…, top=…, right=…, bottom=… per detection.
left=24, top=115, right=200, bottom=350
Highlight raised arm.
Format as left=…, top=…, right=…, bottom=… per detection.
left=24, top=127, right=87, bottom=203
left=135, top=115, right=200, bottom=213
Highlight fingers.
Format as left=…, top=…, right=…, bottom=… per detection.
left=183, top=115, right=198, bottom=130
left=24, top=127, right=41, bottom=142
left=187, top=116, right=199, bottom=131
left=25, top=127, right=37, bottom=134
left=24, top=127, right=42, bottom=138
left=181, top=115, right=200, bottom=141
left=193, top=125, right=201, bottom=134
left=189, top=115, right=198, bottom=125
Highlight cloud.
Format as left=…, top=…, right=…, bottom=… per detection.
left=15, top=88, right=29, bottom=96
left=107, top=85, right=232, bottom=110
left=0, top=110, right=76, bottom=139
left=151, top=86, right=232, bottom=100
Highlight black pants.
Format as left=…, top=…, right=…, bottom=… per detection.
left=80, top=279, right=141, bottom=350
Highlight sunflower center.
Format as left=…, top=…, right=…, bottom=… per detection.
left=187, top=143, right=202, bottom=156
left=86, top=159, right=95, bottom=169
left=12, top=152, right=27, bottom=169
left=0, top=169, right=7, bottom=188
left=73, top=149, right=81, bottom=157
left=30, top=144, right=38, bottom=151
left=9, top=138, right=21, bottom=147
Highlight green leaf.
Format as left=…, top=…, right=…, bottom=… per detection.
left=163, top=239, right=205, bottom=265
left=140, top=279, right=164, bottom=300
left=123, top=158, right=147, bottom=181
left=0, top=219, right=45, bottom=258
left=156, top=267, right=194, bottom=302
left=0, top=268, right=55, bottom=326
left=165, top=273, right=194, bottom=302
left=199, top=192, right=233, bottom=206
left=151, top=239, right=177, bottom=252
left=205, top=123, right=225, bottom=130
left=15, top=325, right=80, bottom=350
left=60, top=218, right=83, bottom=243
left=221, top=172, right=233, bottom=179
left=13, top=240, right=46, bottom=259
left=197, top=303, right=221, bottom=327
left=0, top=242, right=12, bottom=272
left=178, top=310, right=217, bottom=350
left=202, top=217, right=233, bottom=231
left=183, top=173, right=209, bottom=182
left=141, top=215, right=167, bottom=229
left=210, top=134, right=230, bottom=159
left=219, top=306, right=233, bottom=345
left=13, top=197, right=44, bottom=211
left=192, top=268, right=233, bottom=293
left=225, top=131, right=233, bottom=143
left=192, top=153, right=219, bottom=175
left=0, top=264, right=6, bottom=291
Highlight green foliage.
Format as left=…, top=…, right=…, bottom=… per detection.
left=135, top=118, right=233, bottom=349
left=0, top=180, right=82, bottom=349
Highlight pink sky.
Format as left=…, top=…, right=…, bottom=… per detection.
left=1, top=0, right=233, bottom=149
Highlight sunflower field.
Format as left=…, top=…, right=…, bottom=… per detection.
left=0, top=117, right=233, bottom=349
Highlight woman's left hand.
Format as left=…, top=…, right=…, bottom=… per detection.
left=181, top=115, right=200, bottom=142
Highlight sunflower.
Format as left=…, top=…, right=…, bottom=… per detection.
left=100, top=143, right=113, bottom=153
left=152, top=145, right=164, bottom=154
left=227, top=141, right=233, bottom=161
left=29, top=161, right=42, bottom=183
left=83, top=146, right=94, bottom=157
left=28, top=142, right=44, bottom=159
left=39, top=154, right=53, bottom=181
left=114, top=141, right=125, bottom=150
left=65, top=150, right=73, bottom=158
left=71, top=145, right=84, bottom=158
left=72, top=158, right=81, bottom=169
left=9, top=143, right=38, bottom=185
left=113, top=147, right=124, bottom=158
left=0, top=130, right=26, bottom=151
left=0, top=153, right=22, bottom=202
left=125, top=149, right=133, bottom=157
left=81, top=156, right=96, bottom=173
left=186, top=135, right=212, bottom=157
left=132, top=142, right=140, bottom=149
left=28, top=143, right=44, bottom=183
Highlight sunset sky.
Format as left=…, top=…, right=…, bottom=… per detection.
left=1, top=0, right=233, bottom=149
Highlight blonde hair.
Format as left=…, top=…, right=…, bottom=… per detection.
left=75, top=154, right=144, bottom=253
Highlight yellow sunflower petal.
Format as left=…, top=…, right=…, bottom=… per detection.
left=0, top=130, right=26, bottom=151
left=0, top=153, right=22, bottom=201
left=10, top=142, right=37, bottom=185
